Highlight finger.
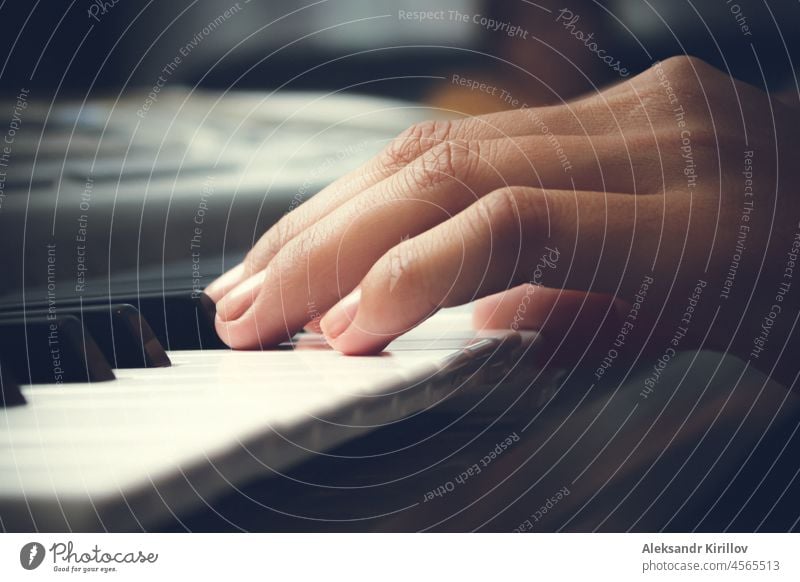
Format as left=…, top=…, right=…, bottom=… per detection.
left=205, top=263, right=246, bottom=302
left=473, top=285, right=626, bottom=365
left=206, top=120, right=670, bottom=305
left=473, top=285, right=619, bottom=333
left=209, top=100, right=622, bottom=296
left=320, top=186, right=676, bottom=354
left=215, top=130, right=669, bottom=339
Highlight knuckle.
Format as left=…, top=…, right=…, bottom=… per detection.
left=383, top=242, right=415, bottom=290
left=642, top=55, right=705, bottom=97
left=381, top=119, right=453, bottom=170
left=474, top=187, right=549, bottom=250
left=268, top=226, right=323, bottom=280
left=478, top=187, right=529, bottom=226
left=407, top=139, right=478, bottom=191
left=374, top=241, right=439, bottom=311
left=269, top=214, right=293, bottom=249
left=658, top=55, right=711, bottom=80
left=244, top=215, right=293, bottom=275
left=242, top=245, right=265, bottom=278
left=241, top=250, right=257, bottom=278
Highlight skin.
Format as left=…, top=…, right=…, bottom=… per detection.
left=206, top=56, right=800, bottom=386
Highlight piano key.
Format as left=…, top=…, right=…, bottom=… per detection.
left=0, top=290, right=224, bottom=351
left=0, top=315, right=115, bottom=384
left=0, top=357, right=25, bottom=407
left=0, top=303, right=170, bottom=369
left=87, top=303, right=172, bottom=368
left=100, top=291, right=224, bottom=351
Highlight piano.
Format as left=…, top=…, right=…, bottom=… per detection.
left=2, top=90, right=800, bottom=533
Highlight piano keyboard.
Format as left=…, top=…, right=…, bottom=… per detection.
left=0, top=300, right=538, bottom=531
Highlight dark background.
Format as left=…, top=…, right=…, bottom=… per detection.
left=2, top=1, right=799, bottom=101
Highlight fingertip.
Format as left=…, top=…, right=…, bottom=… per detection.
left=215, top=306, right=293, bottom=350
left=205, top=263, right=246, bottom=303
left=215, top=308, right=259, bottom=349
left=472, top=286, right=535, bottom=330
left=322, top=287, right=406, bottom=354
left=325, top=329, right=392, bottom=355
left=215, top=271, right=265, bottom=322
left=214, top=314, right=240, bottom=348
left=320, top=288, right=361, bottom=341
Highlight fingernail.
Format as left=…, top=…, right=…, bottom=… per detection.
left=216, top=270, right=265, bottom=321
left=320, top=288, right=361, bottom=340
left=205, top=263, right=246, bottom=302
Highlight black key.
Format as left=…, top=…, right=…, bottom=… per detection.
left=0, top=315, right=115, bottom=384
left=130, top=291, right=225, bottom=351
left=85, top=304, right=172, bottom=368
left=0, top=290, right=225, bottom=351
left=0, top=304, right=171, bottom=369
left=0, top=357, right=25, bottom=407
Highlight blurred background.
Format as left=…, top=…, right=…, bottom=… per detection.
left=2, top=0, right=799, bottom=104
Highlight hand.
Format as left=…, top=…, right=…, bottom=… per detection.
left=206, top=56, right=800, bottom=382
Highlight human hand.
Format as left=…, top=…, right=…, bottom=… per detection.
left=206, top=56, right=800, bottom=380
